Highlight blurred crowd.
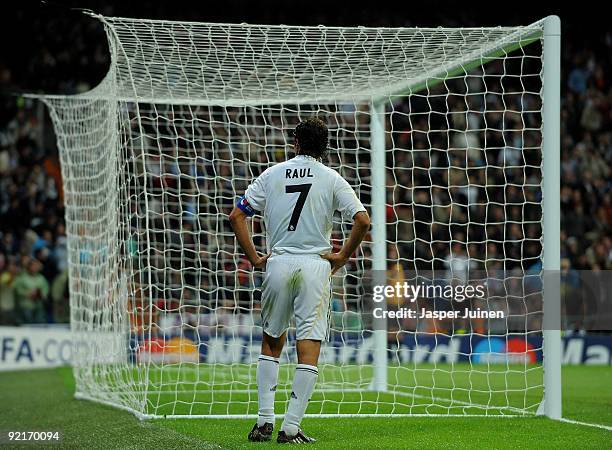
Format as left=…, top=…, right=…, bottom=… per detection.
left=0, top=8, right=610, bottom=329
left=560, top=50, right=612, bottom=270
left=0, top=103, right=69, bottom=325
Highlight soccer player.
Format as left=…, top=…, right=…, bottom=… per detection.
left=229, top=117, right=370, bottom=444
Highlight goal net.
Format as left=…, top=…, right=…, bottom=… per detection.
left=41, top=13, right=556, bottom=419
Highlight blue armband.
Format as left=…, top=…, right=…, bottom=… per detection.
left=236, top=196, right=258, bottom=217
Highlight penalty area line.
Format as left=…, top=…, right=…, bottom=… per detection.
left=557, top=417, right=612, bottom=431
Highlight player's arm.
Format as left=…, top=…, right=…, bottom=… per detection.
left=322, top=211, right=370, bottom=274
left=322, top=175, right=370, bottom=274
left=229, top=171, right=270, bottom=269
left=229, top=206, right=270, bottom=269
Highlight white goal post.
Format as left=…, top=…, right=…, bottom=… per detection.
left=36, top=13, right=561, bottom=420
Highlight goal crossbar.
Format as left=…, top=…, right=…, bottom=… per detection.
left=30, top=14, right=544, bottom=106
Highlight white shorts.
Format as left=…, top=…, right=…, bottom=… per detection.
left=261, top=254, right=332, bottom=341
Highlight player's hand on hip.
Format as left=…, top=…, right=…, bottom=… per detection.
left=321, top=252, right=349, bottom=275
left=251, top=253, right=271, bottom=269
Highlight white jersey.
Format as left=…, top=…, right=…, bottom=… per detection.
left=240, top=155, right=366, bottom=256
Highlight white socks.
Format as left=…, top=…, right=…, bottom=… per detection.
left=257, top=357, right=319, bottom=435
left=281, top=364, right=318, bottom=436
left=257, top=355, right=280, bottom=427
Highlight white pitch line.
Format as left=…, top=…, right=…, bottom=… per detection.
left=390, top=390, right=534, bottom=415
left=557, top=417, right=612, bottom=431
left=157, top=413, right=529, bottom=419
left=107, top=388, right=368, bottom=395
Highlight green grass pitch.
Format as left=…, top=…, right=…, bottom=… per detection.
left=0, top=365, right=610, bottom=448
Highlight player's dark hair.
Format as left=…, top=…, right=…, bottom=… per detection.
left=292, top=117, right=329, bottom=159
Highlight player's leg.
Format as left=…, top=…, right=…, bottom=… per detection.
left=261, top=329, right=287, bottom=358
left=295, top=338, right=321, bottom=366
left=249, top=332, right=286, bottom=442
left=249, top=256, right=293, bottom=442
left=278, top=257, right=331, bottom=444
left=277, top=339, right=321, bottom=443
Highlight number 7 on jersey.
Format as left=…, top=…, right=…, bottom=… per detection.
left=285, top=183, right=312, bottom=231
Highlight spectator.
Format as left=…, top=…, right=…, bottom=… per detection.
left=12, top=258, right=49, bottom=324
left=50, top=269, right=69, bottom=323
left=0, top=255, right=19, bottom=325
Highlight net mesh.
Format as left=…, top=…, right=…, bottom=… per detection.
left=43, top=14, right=546, bottom=418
